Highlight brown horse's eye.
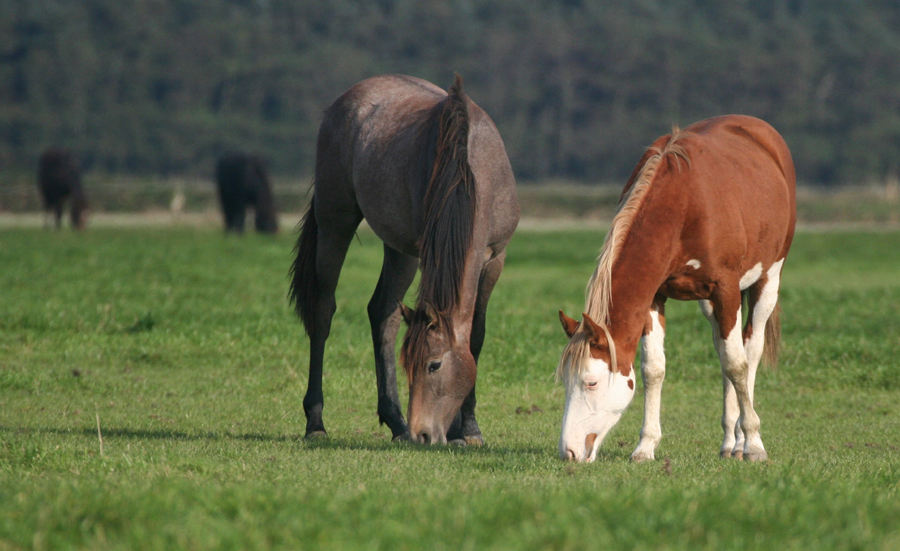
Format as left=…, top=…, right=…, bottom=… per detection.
left=428, top=361, right=442, bottom=373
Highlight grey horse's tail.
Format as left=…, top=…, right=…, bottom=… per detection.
left=289, top=197, right=318, bottom=336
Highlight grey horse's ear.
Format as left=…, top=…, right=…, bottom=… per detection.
left=423, top=301, right=440, bottom=328
left=398, top=302, right=414, bottom=325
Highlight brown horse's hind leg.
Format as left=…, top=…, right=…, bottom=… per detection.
left=449, top=251, right=507, bottom=445
left=367, top=245, right=418, bottom=441
left=699, top=299, right=741, bottom=457
left=705, top=285, right=768, bottom=462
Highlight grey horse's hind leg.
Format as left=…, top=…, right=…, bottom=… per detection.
left=367, top=245, right=418, bottom=441
left=449, top=251, right=507, bottom=445
left=303, top=212, right=362, bottom=438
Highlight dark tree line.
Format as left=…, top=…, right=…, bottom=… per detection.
left=2, top=0, right=900, bottom=186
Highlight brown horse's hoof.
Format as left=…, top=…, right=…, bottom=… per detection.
left=464, top=435, right=484, bottom=446
left=305, top=430, right=328, bottom=440
left=392, top=432, right=411, bottom=443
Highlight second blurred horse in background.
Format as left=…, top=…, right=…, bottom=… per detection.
left=215, top=152, right=279, bottom=234
left=37, top=147, right=88, bottom=230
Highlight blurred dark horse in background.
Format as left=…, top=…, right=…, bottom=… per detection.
left=215, top=152, right=279, bottom=234
left=37, top=147, right=88, bottom=230
left=290, top=74, right=519, bottom=444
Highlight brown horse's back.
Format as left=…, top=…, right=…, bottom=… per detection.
left=648, top=116, right=796, bottom=280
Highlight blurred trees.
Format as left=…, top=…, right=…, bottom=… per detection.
left=1, top=0, right=899, bottom=186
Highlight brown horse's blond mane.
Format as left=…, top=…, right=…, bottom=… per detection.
left=556, top=126, right=692, bottom=383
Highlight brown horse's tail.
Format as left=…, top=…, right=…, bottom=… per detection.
left=289, top=198, right=318, bottom=336
left=762, top=301, right=782, bottom=369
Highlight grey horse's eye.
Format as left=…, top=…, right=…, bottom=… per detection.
left=428, top=361, right=442, bottom=373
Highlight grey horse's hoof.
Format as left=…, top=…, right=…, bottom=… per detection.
left=464, top=435, right=484, bottom=446
left=392, top=432, right=412, bottom=443
left=448, top=438, right=467, bottom=446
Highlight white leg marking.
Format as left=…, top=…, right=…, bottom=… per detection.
left=739, top=262, right=763, bottom=290
left=715, top=307, right=767, bottom=461
left=744, top=259, right=785, bottom=403
left=686, top=259, right=701, bottom=269
left=633, top=309, right=665, bottom=462
left=700, top=300, right=743, bottom=458
left=716, top=308, right=748, bottom=458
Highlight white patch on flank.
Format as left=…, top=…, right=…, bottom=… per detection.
left=766, top=258, right=785, bottom=280
left=686, top=259, right=701, bottom=269
left=739, top=262, right=763, bottom=290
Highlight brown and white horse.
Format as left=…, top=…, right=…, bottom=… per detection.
left=557, top=115, right=796, bottom=462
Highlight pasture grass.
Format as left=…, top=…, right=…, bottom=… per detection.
left=1, top=226, right=899, bottom=550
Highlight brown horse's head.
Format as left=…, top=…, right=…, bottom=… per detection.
left=400, top=301, right=476, bottom=444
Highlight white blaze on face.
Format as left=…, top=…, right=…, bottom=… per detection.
left=686, top=259, right=701, bottom=270
left=559, top=357, right=636, bottom=462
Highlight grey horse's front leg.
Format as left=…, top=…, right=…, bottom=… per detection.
left=451, top=251, right=507, bottom=445
left=368, top=245, right=419, bottom=440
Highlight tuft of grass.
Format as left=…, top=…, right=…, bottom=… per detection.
left=126, top=311, right=157, bottom=334
left=0, top=227, right=899, bottom=550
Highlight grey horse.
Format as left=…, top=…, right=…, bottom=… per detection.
left=290, top=74, right=519, bottom=445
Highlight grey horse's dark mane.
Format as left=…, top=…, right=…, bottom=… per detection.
left=402, top=74, right=477, bottom=379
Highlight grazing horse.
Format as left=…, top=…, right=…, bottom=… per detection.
left=557, top=115, right=796, bottom=463
left=290, top=74, right=519, bottom=444
left=37, top=147, right=88, bottom=230
left=215, top=152, right=279, bottom=233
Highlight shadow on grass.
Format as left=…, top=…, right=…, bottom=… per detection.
left=0, top=424, right=556, bottom=457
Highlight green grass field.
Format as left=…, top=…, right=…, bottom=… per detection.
left=1, top=226, right=899, bottom=550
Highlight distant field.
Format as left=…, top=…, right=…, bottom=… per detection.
left=2, top=178, right=900, bottom=225
left=1, top=227, right=899, bottom=550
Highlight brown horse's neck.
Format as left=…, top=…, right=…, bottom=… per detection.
left=605, top=183, right=684, bottom=371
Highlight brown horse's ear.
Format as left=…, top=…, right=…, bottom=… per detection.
left=581, top=313, right=609, bottom=348
left=559, top=310, right=579, bottom=338
left=398, top=302, right=414, bottom=325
